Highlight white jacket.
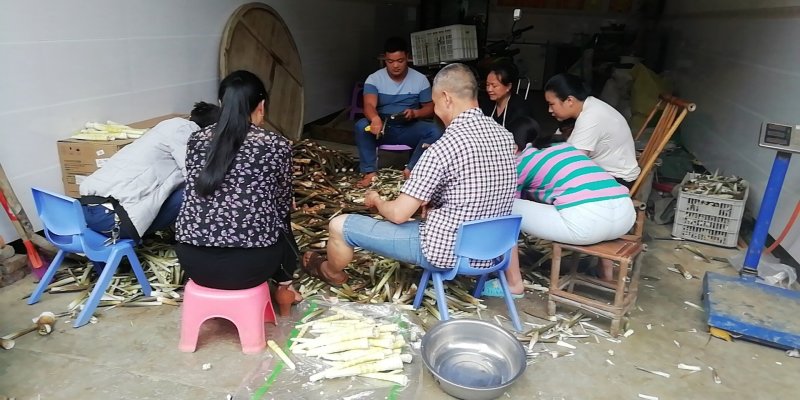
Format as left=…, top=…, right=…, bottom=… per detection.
left=80, top=118, right=199, bottom=236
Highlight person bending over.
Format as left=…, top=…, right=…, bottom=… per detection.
left=80, top=102, right=220, bottom=242
left=488, top=116, right=635, bottom=288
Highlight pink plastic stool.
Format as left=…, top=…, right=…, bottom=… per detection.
left=179, top=280, right=277, bottom=354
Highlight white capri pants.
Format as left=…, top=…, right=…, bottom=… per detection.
left=512, top=197, right=636, bottom=245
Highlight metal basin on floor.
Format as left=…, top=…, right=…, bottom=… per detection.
left=421, top=319, right=526, bottom=400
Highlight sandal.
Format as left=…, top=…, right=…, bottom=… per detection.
left=480, top=278, right=524, bottom=299
left=356, top=173, right=377, bottom=188
left=301, top=251, right=348, bottom=286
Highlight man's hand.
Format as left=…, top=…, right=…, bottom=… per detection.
left=402, top=109, right=417, bottom=121
left=369, top=117, right=383, bottom=136
left=364, top=190, right=382, bottom=209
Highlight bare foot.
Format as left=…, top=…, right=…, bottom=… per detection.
left=356, top=172, right=377, bottom=188
left=402, top=168, right=411, bottom=180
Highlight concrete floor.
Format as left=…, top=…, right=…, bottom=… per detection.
left=1, top=223, right=799, bottom=400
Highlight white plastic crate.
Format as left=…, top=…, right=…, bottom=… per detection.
left=410, top=25, right=478, bottom=66
left=672, top=173, right=749, bottom=247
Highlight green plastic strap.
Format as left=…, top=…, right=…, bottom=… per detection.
left=251, top=302, right=404, bottom=400
left=251, top=302, right=319, bottom=400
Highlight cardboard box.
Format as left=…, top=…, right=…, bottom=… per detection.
left=58, top=113, right=186, bottom=197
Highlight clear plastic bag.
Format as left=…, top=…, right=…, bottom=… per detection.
left=233, top=296, right=425, bottom=400
left=728, top=251, right=798, bottom=289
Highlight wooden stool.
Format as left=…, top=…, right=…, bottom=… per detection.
left=548, top=239, right=644, bottom=336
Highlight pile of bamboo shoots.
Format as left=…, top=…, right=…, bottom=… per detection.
left=71, top=121, right=148, bottom=141
left=36, top=140, right=553, bottom=322
left=289, top=306, right=417, bottom=386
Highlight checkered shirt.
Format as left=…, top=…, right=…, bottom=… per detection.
left=402, top=107, right=517, bottom=268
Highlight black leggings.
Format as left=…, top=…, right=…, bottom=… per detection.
left=176, top=241, right=296, bottom=290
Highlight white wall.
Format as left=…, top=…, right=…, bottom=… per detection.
left=662, top=0, right=800, bottom=260
left=0, top=0, right=417, bottom=242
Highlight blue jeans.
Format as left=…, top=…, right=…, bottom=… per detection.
left=83, top=185, right=185, bottom=238
left=354, top=117, right=443, bottom=173
left=342, top=214, right=434, bottom=268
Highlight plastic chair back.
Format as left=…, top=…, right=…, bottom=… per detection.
left=453, top=215, right=522, bottom=275
left=31, top=188, right=88, bottom=237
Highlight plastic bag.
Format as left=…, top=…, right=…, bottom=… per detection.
left=728, top=251, right=798, bottom=289
left=233, top=296, right=425, bottom=400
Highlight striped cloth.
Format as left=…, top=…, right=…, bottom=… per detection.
left=516, top=143, right=629, bottom=210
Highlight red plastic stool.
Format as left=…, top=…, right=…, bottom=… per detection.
left=179, top=280, right=277, bottom=354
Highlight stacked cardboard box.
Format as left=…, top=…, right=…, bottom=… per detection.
left=57, top=113, right=185, bottom=197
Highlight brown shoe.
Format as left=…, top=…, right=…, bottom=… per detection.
left=356, top=172, right=377, bottom=188
left=300, top=251, right=348, bottom=286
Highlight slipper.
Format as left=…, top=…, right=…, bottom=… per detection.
left=480, top=278, right=524, bottom=299
left=301, top=251, right=348, bottom=286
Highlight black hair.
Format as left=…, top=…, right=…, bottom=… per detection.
left=384, top=37, right=408, bottom=54
left=487, top=58, right=518, bottom=87
left=544, top=73, right=589, bottom=101
left=196, top=70, right=268, bottom=197
left=507, top=116, right=550, bottom=152
left=189, top=101, right=221, bottom=129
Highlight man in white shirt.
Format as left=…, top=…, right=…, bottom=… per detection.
left=543, top=74, right=640, bottom=188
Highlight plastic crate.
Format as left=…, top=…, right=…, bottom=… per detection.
left=671, top=173, right=749, bottom=247
left=410, top=25, right=478, bottom=66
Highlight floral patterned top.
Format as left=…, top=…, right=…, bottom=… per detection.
left=176, top=124, right=293, bottom=248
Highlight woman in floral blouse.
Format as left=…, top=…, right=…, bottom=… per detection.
left=175, top=70, right=300, bottom=303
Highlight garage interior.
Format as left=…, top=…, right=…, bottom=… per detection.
left=1, top=1, right=799, bottom=399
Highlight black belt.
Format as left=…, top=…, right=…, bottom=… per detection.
left=79, top=195, right=141, bottom=244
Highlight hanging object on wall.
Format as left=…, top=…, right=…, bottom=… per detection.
left=220, top=3, right=305, bottom=140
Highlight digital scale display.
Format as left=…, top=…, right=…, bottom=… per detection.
left=759, top=122, right=800, bottom=154
left=764, top=123, right=792, bottom=146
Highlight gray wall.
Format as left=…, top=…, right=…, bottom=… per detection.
left=661, top=0, right=800, bottom=260
left=0, top=0, right=417, bottom=241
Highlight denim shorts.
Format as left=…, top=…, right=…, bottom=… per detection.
left=342, top=214, right=433, bottom=268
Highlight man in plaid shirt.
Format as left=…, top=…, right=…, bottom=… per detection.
left=301, top=64, right=519, bottom=294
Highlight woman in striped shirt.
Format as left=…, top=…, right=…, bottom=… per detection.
left=512, top=117, right=635, bottom=280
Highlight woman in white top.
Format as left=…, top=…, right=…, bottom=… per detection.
left=543, top=74, right=640, bottom=188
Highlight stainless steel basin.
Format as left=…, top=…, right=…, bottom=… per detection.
left=421, top=319, right=527, bottom=400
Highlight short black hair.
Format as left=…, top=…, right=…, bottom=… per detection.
left=384, top=37, right=408, bottom=54
left=544, top=74, right=589, bottom=101
left=189, top=101, right=221, bottom=129
left=487, top=58, right=518, bottom=87
left=507, top=116, right=549, bottom=152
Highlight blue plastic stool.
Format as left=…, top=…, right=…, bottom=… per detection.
left=412, top=215, right=524, bottom=331
left=27, top=188, right=152, bottom=328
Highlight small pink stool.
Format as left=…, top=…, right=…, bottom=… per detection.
left=179, top=280, right=277, bottom=354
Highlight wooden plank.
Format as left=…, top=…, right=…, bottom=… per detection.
left=220, top=3, right=304, bottom=140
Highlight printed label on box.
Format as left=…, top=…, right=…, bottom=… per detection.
left=75, top=175, right=89, bottom=185
left=96, top=149, right=105, bottom=156
left=95, top=158, right=109, bottom=168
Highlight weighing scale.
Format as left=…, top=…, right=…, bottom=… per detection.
left=703, top=122, right=800, bottom=349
